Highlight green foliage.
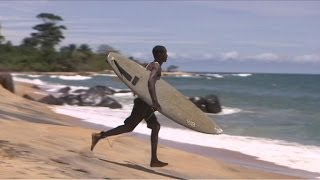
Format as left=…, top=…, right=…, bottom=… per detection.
left=24, top=13, right=67, bottom=52
left=0, top=13, right=115, bottom=72
left=37, top=13, right=63, bottom=22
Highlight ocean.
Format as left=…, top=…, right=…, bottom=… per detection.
left=13, top=72, right=320, bottom=175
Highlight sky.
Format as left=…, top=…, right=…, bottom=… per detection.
left=0, top=1, right=320, bottom=74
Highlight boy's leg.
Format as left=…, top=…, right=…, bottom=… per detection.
left=91, top=114, right=142, bottom=151
left=91, top=98, right=147, bottom=151
left=146, top=113, right=168, bottom=167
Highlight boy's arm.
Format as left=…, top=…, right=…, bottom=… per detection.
left=148, top=64, right=161, bottom=111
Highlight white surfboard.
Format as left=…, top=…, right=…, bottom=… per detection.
left=107, top=52, right=223, bottom=134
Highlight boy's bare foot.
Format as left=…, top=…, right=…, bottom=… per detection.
left=91, top=132, right=101, bottom=151
left=150, top=160, right=168, bottom=167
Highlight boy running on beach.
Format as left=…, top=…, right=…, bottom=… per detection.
left=91, top=45, right=168, bottom=167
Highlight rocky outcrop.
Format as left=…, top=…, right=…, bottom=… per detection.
left=58, top=86, right=71, bottom=94
left=189, top=96, right=207, bottom=112
left=204, top=95, right=222, bottom=113
left=27, top=85, right=124, bottom=109
left=39, top=95, right=65, bottom=105
left=189, top=94, right=222, bottom=114
left=25, top=83, right=221, bottom=113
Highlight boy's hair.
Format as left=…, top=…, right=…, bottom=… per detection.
left=152, top=45, right=166, bottom=57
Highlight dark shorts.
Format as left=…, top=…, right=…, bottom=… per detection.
left=124, top=98, right=159, bottom=129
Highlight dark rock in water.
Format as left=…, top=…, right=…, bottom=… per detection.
left=88, top=85, right=115, bottom=95
left=38, top=95, right=64, bottom=105
left=72, top=89, right=88, bottom=94
left=0, top=73, right=14, bottom=93
left=77, top=85, right=115, bottom=106
left=79, top=93, right=103, bottom=106
left=61, top=94, right=81, bottom=106
left=189, top=94, right=222, bottom=113
left=98, top=96, right=122, bottom=109
left=189, top=96, right=207, bottom=112
left=204, top=95, right=222, bottom=113
left=58, top=86, right=71, bottom=94
left=35, top=84, right=123, bottom=109
left=78, top=92, right=122, bottom=109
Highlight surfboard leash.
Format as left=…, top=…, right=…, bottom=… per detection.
left=107, top=109, right=155, bottom=148
left=145, top=109, right=156, bottom=122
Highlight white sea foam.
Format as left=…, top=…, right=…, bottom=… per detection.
left=54, top=75, right=92, bottom=80
left=204, top=74, right=224, bottom=78
left=113, top=92, right=134, bottom=97
left=232, top=73, right=252, bottom=77
left=13, top=76, right=89, bottom=96
left=52, top=105, right=320, bottom=174
left=13, top=76, right=48, bottom=86
left=216, top=106, right=242, bottom=115
left=27, top=74, right=42, bottom=78
left=13, top=77, right=65, bottom=94
left=94, top=74, right=118, bottom=77
left=107, top=86, right=131, bottom=93
left=173, top=74, right=198, bottom=78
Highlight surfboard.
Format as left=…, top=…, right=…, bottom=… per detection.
left=107, top=52, right=223, bottom=134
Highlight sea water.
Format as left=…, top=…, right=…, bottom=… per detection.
left=13, top=73, right=320, bottom=175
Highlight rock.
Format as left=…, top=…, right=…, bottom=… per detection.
left=79, top=93, right=103, bottom=106
left=35, top=84, right=123, bottom=109
left=0, top=73, right=14, bottom=93
left=88, top=85, right=115, bottom=95
left=189, top=96, right=207, bottom=112
left=58, top=87, right=71, bottom=94
left=78, top=86, right=114, bottom=106
left=61, top=94, right=81, bottom=106
left=189, top=94, right=222, bottom=114
left=38, top=95, right=65, bottom=105
left=204, top=95, right=222, bottom=113
left=72, top=89, right=88, bottom=94
left=23, top=94, right=36, bottom=101
left=98, top=97, right=122, bottom=109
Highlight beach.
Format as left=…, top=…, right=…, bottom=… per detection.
left=0, top=75, right=306, bottom=179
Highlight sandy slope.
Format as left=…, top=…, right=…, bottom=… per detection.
left=0, top=84, right=297, bottom=179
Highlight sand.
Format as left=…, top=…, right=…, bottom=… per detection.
left=0, top=81, right=299, bottom=179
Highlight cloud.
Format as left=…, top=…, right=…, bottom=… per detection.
left=130, top=52, right=149, bottom=60
left=193, top=1, right=320, bottom=17
left=0, top=1, right=49, bottom=14
left=293, top=54, right=320, bottom=63
left=234, top=41, right=301, bottom=48
left=1, top=28, right=33, bottom=44
left=249, top=53, right=280, bottom=62
left=128, top=51, right=191, bottom=61
left=220, top=51, right=239, bottom=60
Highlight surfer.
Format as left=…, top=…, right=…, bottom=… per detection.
left=91, top=45, right=168, bottom=167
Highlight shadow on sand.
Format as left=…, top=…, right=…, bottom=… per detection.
left=98, top=158, right=185, bottom=179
